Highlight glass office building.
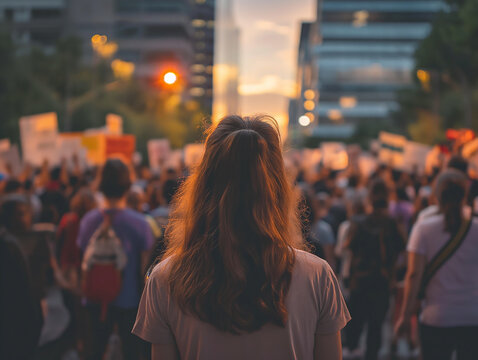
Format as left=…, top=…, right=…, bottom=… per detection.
left=291, top=0, right=446, bottom=135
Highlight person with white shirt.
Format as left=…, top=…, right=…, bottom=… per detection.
left=395, top=169, right=478, bottom=360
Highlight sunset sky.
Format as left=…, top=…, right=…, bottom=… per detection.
left=233, top=0, right=315, bottom=126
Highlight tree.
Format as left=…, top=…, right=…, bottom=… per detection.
left=410, top=0, right=478, bottom=129
left=0, top=32, right=207, bottom=157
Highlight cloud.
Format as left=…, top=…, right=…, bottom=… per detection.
left=238, top=75, right=297, bottom=97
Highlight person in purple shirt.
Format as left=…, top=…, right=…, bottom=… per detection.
left=78, top=159, right=154, bottom=360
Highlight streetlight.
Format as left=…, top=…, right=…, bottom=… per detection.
left=304, top=100, right=315, bottom=111
left=163, top=72, right=178, bottom=85
left=417, top=69, right=431, bottom=91
left=299, top=115, right=311, bottom=127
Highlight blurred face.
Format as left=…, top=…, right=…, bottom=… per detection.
left=12, top=203, right=32, bottom=233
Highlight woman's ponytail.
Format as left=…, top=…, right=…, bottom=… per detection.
left=435, top=169, right=468, bottom=233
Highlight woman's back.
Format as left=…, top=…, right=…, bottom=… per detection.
left=133, top=250, right=350, bottom=360
left=133, top=115, right=350, bottom=359
left=407, top=214, right=478, bottom=327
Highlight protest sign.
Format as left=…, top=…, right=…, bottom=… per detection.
left=358, top=154, right=378, bottom=178
left=184, top=143, right=205, bottom=168
left=105, top=135, right=136, bottom=163
left=425, top=146, right=444, bottom=174
left=0, top=144, right=22, bottom=176
left=378, top=131, right=406, bottom=168
left=20, top=112, right=59, bottom=167
left=148, top=139, right=171, bottom=170
left=402, top=141, right=432, bottom=174
left=462, top=138, right=478, bottom=159
left=57, top=135, right=88, bottom=169
left=469, top=154, right=478, bottom=177
left=321, top=142, right=348, bottom=171
left=80, top=134, right=136, bottom=165
left=164, top=150, right=183, bottom=170
left=81, top=134, right=106, bottom=165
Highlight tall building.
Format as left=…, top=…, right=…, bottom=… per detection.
left=288, top=22, right=318, bottom=143
left=291, top=0, right=446, bottom=139
left=190, top=0, right=215, bottom=113
left=0, top=0, right=66, bottom=49
left=213, top=0, right=239, bottom=120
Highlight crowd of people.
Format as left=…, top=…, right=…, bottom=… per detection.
left=1, top=115, right=477, bottom=360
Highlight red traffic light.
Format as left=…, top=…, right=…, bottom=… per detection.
left=163, top=72, right=177, bottom=85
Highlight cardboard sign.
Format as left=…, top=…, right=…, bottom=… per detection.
left=80, top=134, right=136, bottom=165
left=105, top=135, right=136, bottom=163
left=469, top=153, right=478, bottom=177
left=402, top=141, right=432, bottom=174
left=378, top=131, right=406, bottom=168
left=106, top=113, right=123, bottom=135
left=462, top=138, right=478, bottom=159
left=358, top=154, right=378, bottom=178
left=425, top=146, right=444, bottom=174
left=321, top=142, right=348, bottom=171
left=148, top=139, right=171, bottom=170
left=0, top=144, right=22, bottom=176
left=184, top=143, right=205, bottom=168
left=20, top=112, right=59, bottom=167
left=81, top=134, right=106, bottom=165
left=164, top=149, right=183, bottom=170
left=57, top=135, right=88, bottom=169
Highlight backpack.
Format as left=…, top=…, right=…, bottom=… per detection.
left=81, top=211, right=127, bottom=321
left=349, top=215, right=399, bottom=292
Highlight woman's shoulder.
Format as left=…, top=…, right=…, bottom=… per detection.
left=147, top=257, right=172, bottom=285
left=294, top=249, right=333, bottom=278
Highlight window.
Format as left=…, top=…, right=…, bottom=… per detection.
left=191, top=64, right=205, bottom=73
left=144, top=25, right=189, bottom=39
left=191, top=19, right=206, bottom=27
left=31, top=8, right=62, bottom=20
left=115, top=24, right=140, bottom=38
left=192, top=75, right=207, bottom=84
left=190, top=87, right=205, bottom=96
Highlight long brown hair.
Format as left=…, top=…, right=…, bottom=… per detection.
left=164, top=115, right=301, bottom=333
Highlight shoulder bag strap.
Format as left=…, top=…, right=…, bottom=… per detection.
left=418, top=218, right=472, bottom=299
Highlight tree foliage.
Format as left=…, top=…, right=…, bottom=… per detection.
left=0, top=32, right=207, bottom=155
left=395, top=0, right=478, bottom=142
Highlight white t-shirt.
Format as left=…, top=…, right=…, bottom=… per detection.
left=133, top=250, right=351, bottom=360
left=416, top=204, right=472, bottom=223
left=407, top=214, right=478, bottom=327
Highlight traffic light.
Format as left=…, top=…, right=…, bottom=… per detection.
left=163, top=72, right=177, bottom=85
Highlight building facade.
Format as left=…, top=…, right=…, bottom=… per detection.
left=0, top=0, right=66, bottom=50
left=291, top=0, right=446, bottom=139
